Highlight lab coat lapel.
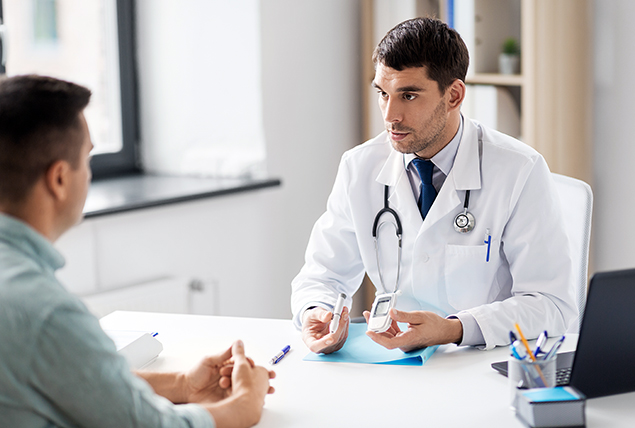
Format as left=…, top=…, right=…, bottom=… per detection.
left=376, top=148, right=422, bottom=231
left=420, top=119, right=483, bottom=233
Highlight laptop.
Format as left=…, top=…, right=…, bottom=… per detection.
left=491, top=268, right=635, bottom=398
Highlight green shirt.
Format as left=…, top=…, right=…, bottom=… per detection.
left=0, top=214, right=214, bottom=428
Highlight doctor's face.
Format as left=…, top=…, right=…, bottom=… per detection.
left=373, top=64, right=456, bottom=159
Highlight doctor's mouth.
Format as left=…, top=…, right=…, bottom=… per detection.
left=390, top=131, right=410, bottom=142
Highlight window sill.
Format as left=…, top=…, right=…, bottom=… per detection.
left=84, top=173, right=282, bottom=218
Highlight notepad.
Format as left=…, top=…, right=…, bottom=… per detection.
left=303, top=323, right=438, bottom=366
left=104, top=330, right=164, bottom=370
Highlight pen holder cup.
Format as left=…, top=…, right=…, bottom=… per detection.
left=508, top=356, right=556, bottom=408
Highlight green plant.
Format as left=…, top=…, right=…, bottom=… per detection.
left=502, top=38, right=520, bottom=55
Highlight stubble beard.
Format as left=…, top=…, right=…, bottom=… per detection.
left=388, top=99, right=448, bottom=157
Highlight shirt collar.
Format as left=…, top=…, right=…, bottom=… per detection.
left=404, top=115, right=464, bottom=175
left=0, top=213, right=65, bottom=272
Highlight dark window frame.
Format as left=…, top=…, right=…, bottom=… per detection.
left=90, top=0, right=141, bottom=178
left=0, top=0, right=141, bottom=179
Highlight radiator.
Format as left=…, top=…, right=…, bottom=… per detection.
left=80, top=277, right=216, bottom=318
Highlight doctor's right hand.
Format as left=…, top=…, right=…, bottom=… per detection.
left=301, top=306, right=349, bottom=354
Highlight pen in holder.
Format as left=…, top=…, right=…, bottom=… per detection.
left=508, top=356, right=556, bottom=409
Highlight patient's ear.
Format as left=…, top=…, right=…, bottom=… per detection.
left=44, top=160, right=71, bottom=202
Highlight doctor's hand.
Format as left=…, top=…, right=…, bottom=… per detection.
left=301, top=306, right=350, bottom=354
left=363, top=308, right=463, bottom=352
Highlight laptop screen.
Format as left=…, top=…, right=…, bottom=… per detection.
left=569, top=268, right=635, bottom=398
left=490, top=268, right=635, bottom=399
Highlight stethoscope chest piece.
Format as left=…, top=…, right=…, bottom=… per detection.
left=454, top=210, right=475, bottom=233
left=454, top=189, right=475, bottom=233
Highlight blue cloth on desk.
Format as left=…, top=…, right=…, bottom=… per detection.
left=0, top=214, right=214, bottom=428
left=303, top=323, right=438, bottom=365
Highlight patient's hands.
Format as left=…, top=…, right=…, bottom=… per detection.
left=199, top=341, right=275, bottom=428
left=182, top=344, right=234, bottom=403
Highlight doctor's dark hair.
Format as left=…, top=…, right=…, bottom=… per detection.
left=372, top=17, right=469, bottom=93
left=0, top=74, right=91, bottom=204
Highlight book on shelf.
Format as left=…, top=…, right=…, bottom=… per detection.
left=462, top=84, right=521, bottom=141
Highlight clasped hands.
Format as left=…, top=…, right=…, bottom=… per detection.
left=182, top=340, right=275, bottom=428
left=302, top=306, right=463, bottom=354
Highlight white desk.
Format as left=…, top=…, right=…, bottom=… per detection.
left=100, top=311, right=635, bottom=428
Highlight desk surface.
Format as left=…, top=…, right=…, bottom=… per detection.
left=100, top=311, right=635, bottom=428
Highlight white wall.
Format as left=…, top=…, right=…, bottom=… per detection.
left=592, top=0, right=635, bottom=272
left=56, top=0, right=362, bottom=319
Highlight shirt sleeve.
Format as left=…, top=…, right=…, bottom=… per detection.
left=449, top=313, right=485, bottom=347
left=28, top=303, right=215, bottom=428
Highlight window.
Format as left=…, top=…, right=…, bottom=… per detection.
left=0, top=0, right=139, bottom=177
left=133, top=0, right=267, bottom=179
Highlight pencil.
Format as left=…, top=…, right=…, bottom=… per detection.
left=514, top=322, right=548, bottom=386
left=514, top=322, right=537, bottom=361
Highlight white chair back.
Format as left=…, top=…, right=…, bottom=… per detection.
left=552, top=173, right=593, bottom=333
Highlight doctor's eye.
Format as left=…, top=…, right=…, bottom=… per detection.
left=403, top=93, right=417, bottom=101
left=377, top=90, right=388, bottom=99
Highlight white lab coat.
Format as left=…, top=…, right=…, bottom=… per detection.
left=291, top=118, right=577, bottom=350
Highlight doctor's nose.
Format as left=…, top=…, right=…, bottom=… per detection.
left=382, top=99, right=403, bottom=124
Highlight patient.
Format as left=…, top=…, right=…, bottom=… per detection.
left=0, top=74, right=274, bottom=428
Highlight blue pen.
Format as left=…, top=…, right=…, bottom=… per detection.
left=534, top=330, right=548, bottom=356
left=510, top=340, right=527, bottom=360
left=543, top=335, right=565, bottom=361
left=484, top=229, right=491, bottom=262
left=509, top=331, right=517, bottom=344
left=269, top=345, right=291, bottom=365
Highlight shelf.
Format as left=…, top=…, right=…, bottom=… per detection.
left=466, top=73, right=525, bottom=87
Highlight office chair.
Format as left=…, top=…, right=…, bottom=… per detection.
left=551, top=173, right=593, bottom=333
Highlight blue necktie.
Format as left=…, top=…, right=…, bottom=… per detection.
left=412, top=158, right=437, bottom=219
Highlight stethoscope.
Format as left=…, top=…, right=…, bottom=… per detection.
left=372, top=186, right=404, bottom=293
left=371, top=186, right=474, bottom=293
left=371, top=126, right=482, bottom=293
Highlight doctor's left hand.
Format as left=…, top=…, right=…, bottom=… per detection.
left=363, top=308, right=463, bottom=352
left=301, top=306, right=350, bottom=354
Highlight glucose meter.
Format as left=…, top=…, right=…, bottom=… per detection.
left=368, top=292, right=398, bottom=333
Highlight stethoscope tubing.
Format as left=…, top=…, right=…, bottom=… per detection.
left=372, top=186, right=402, bottom=238
left=372, top=173, right=474, bottom=293
left=370, top=124, right=482, bottom=297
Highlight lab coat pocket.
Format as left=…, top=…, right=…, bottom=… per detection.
left=444, top=244, right=492, bottom=310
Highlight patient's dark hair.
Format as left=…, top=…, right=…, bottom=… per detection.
left=372, top=17, right=469, bottom=93
left=0, top=74, right=91, bottom=204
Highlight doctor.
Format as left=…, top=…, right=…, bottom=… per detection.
left=291, top=17, right=576, bottom=353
